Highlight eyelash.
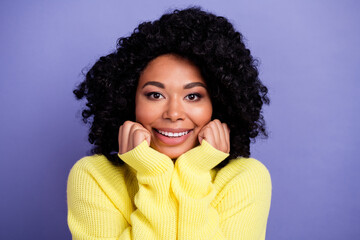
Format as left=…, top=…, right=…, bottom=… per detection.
left=185, top=93, right=202, bottom=101
left=145, top=92, right=202, bottom=101
left=145, top=92, right=164, bottom=100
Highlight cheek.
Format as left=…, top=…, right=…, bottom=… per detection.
left=135, top=94, right=149, bottom=125
left=191, top=103, right=212, bottom=126
left=135, top=101, right=159, bottom=126
left=135, top=103, right=148, bottom=124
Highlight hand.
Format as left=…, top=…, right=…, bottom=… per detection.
left=118, top=121, right=151, bottom=154
left=198, top=119, right=230, bottom=153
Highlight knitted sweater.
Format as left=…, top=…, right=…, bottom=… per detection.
left=67, top=140, right=271, bottom=240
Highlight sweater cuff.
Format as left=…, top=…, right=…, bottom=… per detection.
left=177, top=140, right=229, bottom=172
left=118, top=141, right=173, bottom=175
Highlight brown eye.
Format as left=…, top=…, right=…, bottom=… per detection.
left=146, top=92, right=164, bottom=100
left=185, top=93, right=201, bottom=101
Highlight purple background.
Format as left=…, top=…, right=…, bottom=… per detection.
left=1, top=0, right=359, bottom=239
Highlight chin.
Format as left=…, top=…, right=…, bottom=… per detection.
left=162, top=150, right=185, bottom=159
left=150, top=136, right=200, bottom=159
left=153, top=146, right=192, bottom=159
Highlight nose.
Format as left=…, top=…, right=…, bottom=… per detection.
left=162, top=97, right=185, bottom=121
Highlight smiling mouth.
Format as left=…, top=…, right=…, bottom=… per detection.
left=154, top=129, right=192, bottom=138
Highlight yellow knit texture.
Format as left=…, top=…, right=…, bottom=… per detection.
left=67, top=141, right=271, bottom=239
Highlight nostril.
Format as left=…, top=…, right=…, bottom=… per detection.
left=162, top=106, right=185, bottom=121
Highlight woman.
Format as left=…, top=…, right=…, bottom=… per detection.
left=68, top=7, right=271, bottom=240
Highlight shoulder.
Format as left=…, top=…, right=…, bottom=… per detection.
left=69, top=155, right=123, bottom=180
left=213, top=158, right=271, bottom=204
left=215, top=157, right=271, bottom=186
left=67, top=155, right=132, bottom=197
left=229, top=157, right=270, bottom=183
left=67, top=156, right=135, bottom=235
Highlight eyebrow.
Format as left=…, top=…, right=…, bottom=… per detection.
left=142, top=81, right=206, bottom=89
left=183, top=82, right=207, bottom=89
left=142, top=81, right=165, bottom=89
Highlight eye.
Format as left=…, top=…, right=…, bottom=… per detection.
left=185, top=93, right=202, bottom=101
left=145, top=92, right=164, bottom=100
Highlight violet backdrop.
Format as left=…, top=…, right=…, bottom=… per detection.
left=0, top=0, right=359, bottom=239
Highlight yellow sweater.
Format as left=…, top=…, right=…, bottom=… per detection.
left=67, top=140, right=271, bottom=240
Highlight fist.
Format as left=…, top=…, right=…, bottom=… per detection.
left=198, top=119, right=230, bottom=153
left=118, top=121, right=151, bottom=154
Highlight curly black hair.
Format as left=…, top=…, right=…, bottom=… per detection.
left=74, top=7, right=269, bottom=167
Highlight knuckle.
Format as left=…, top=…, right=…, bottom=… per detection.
left=134, top=129, right=147, bottom=138
left=207, top=123, right=215, bottom=129
left=130, top=123, right=140, bottom=131
left=133, top=128, right=142, bottom=135
left=123, top=121, right=133, bottom=128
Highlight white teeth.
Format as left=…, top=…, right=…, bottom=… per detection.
left=157, top=130, right=190, bottom=137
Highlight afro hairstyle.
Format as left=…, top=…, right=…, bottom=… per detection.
left=74, top=7, right=270, bottom=167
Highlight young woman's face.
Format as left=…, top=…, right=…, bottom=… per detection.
left=135, top=54, right=212, bottom=159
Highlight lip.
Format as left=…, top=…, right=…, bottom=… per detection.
left=153, top=128, right=193, bottom=145
left=155, top=128, right=192, bottom=132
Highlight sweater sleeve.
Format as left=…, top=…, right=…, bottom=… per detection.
left=171, top=140, right=271, bottom=240
left=67, top=141, right=177, bottom=240
left=67, top=156, right=130, bottom=240
left=171, top=140, right=229, bottom=240
left=118, top=141, right=177, bottom=240
left=214, top=158, right=272, bottom=239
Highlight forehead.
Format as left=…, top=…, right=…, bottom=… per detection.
left=138, top=54, right=205, bottom=88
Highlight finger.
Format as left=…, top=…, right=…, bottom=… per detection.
left=135, top=121, right=152, bottom=144
left=198, top=125, right=206, bottom=144
left=222, top=123, right=230, bottom=153
left=218, top=122, right=230, bottom=153
left=144, top=131, right=151, bottom=146
left=120, top=123, right=130, bottom=154
left=213, top=119, right=229, bottom=152
left=212, top=119, right=223, bottom=147
left=133, top=129, right=149, bottom=147
left=203, top=125, right=215, bottom=147
left=130, top=123, right=151, bottom=149
left=118, top=125, right=123, bottom=154
left=129, top=123, right=143, bottom=150
left=135, top=123, right=151, bottom=146
left=198, top=123, right=211, bottom=144
left=122, top=121, right=134, bottom=153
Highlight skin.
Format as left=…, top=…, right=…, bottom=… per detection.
left=118, top=54, right=230, bottom=158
